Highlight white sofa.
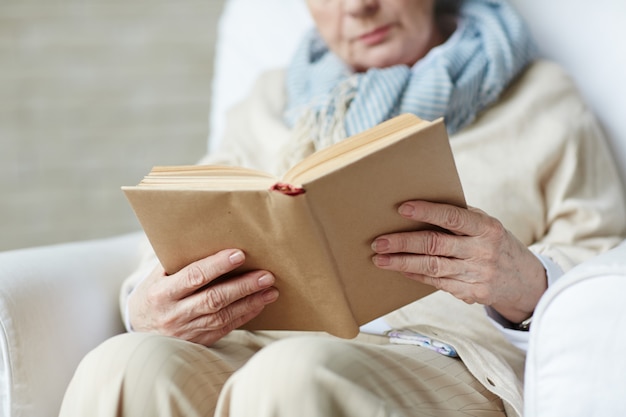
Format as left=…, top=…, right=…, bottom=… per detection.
left=1, top=1, right=625, bottom=416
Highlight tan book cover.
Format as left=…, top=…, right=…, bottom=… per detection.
left=123, top=114, right=466, bottom=338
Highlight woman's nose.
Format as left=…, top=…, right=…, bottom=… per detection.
left=343, top=0, right=380, bottom=17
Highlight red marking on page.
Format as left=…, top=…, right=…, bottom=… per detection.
left=270, top=182, right=306, bottom=196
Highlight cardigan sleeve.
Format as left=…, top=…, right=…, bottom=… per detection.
left=528, top=107, right=626, bottom=272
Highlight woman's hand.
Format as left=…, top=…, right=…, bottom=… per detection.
left=128, top=249, right=278, bottom=347
left=371, top=200, right=547, bottom=324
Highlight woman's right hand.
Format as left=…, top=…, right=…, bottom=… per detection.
left=128, top=249, right=279, bottom=347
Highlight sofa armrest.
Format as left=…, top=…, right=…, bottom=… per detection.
left=0, top=232, right=144, bottom=417
left=524, top=241, right=626, bottom=417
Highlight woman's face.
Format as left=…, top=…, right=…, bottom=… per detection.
left=306, top=0, right=443, bottom=72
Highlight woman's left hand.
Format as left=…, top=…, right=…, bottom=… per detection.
left=371, top=200, right=547, bottom=324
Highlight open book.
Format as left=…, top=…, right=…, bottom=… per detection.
left=123, top=114, right=466, bottom=338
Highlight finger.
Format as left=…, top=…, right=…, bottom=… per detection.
left=186, top=288, right=279, bottom=341
left=372, top=252, right=469, bottom=280
left=193, top=307, right=265, bottom=347
left=373, top=253, right=494, bottom=305
left=178, top=270, right=277, bottom=321
left=170, top=249, right=246, bottom=299
left=371, top=229, right=470, bottom=259
left=370, top=252, right=490, bottom=305
left=398, top=201, right=490, bottom=237
left=405, top=273, right=490, bottom=305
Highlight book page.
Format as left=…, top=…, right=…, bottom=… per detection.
left=127, top=165, right=277, bottom=190
left=147, top=165, right=275, bottom=177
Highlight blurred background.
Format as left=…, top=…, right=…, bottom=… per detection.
left=0, top=0, right=226, bottom=250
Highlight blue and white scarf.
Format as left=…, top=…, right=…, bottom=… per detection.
left=282, top=0, right=537, bottom=165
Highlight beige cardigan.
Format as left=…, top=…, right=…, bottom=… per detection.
left=122, top=60, right=626, bottom=416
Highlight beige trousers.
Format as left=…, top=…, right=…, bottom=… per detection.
left=59, top=331, right=505, bottom=417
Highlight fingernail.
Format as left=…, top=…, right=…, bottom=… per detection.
left=262, top=288, right=279, bottom=303
left=229, top=250, right=245, bottom=265
left=371, top=238, right=390, bottom=252
left=258, top=273, right=274, bottom=288
left=372, top=254, right=391, bottom=267
left=399, top=203, right=415, bottom=217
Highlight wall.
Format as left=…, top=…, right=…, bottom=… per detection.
left=0, top=0, right=225, bottom=250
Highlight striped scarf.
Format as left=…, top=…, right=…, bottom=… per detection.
left=282, top=0, right=537, bottom=169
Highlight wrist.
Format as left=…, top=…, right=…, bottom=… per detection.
left=487, top=249, right=546, bottom=330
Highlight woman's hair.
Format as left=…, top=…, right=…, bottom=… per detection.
left=434, top=0, right=463, bottom=38
left=435, top=0, right=463, bottom=16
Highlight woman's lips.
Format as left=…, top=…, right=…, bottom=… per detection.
left=358, top=24, right=392, bottom=46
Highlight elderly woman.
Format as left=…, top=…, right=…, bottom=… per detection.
left=60, top=0, right=626, bottom=416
